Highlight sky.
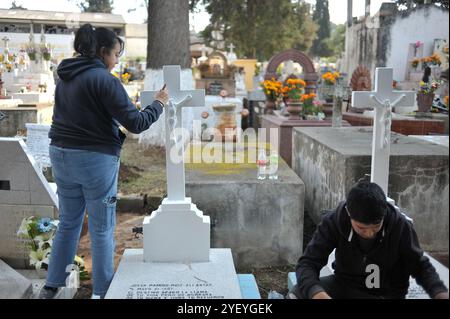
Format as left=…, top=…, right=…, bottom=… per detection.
left=0, top=0, right=394, bottom=32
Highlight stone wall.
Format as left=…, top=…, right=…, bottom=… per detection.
left=292, top=127, right=449, bottom=252
left=0, top=107, right=37, bottom=136
left=342, top=5, right=449, bottom=82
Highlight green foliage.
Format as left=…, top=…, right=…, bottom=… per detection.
left=192, top=0, right=318, bottom=61
left=77, top=0, right=114, bottom=13
left=324, top=24, right=346, bottom=59
left=311, top=0, right=333, bottom=58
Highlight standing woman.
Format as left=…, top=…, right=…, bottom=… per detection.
left=39, top=24, right=168, bottom=299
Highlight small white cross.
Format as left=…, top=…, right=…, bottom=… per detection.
left=2, top=36, right=10, bottom=49
left=141, top=66, right=205, bottom=202
left=228, top=43, right=235, bottom=54
left=352, top=68, right=415, bottom=197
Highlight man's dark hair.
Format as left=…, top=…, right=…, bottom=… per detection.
left=346, top=181, right=387, bottom=224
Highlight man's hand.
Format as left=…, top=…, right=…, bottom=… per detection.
left=312, top=291, right=332, bottom=299
left=155, top=84, right=169, bottom=106
left=434, top=292, right=449, bottom=299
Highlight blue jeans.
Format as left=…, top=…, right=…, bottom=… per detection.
left=46, top=145, right=119, bottom=297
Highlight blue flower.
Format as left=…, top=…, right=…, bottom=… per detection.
left=37, top=218, right=54, bottom=233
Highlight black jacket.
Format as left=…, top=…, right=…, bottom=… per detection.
left=49, top=56, right=163, bottom=156
left=297, top=202, right=448, bottom=299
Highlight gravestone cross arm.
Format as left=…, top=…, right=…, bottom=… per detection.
left=140, top=65, right=205, bottom=202
left=351, top=68, right=415, bottom=197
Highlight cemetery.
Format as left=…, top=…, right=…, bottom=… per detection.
left=0, top=0, right=449, bottom=302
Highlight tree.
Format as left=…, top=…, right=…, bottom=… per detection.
left=311, top=0, right=333, bottom=58
left=325, top=24, right=346, bottom=59
left=291, top=1, right=319, bottom=53
left=77, top=0, right=114, bottom=13
left=192, top=0, right=318, bottom=61
left=10, top=0, right=27, bottom=9
left=147, top=0, right=191, bottom=68
left=395, top=0, right=449, bottom=10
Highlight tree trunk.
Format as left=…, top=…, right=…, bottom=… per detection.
left=147, top=0, right=191, bottom=69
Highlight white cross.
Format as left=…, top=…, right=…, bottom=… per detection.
left=40, top=24, right=46, bottom=45
left=352, top=68, right=415, bottom=198
left=2, top=36, right=10, bottom=50
left=141, top=65, right=205, bottom=202
left=228, top=43, right=235, bottom=54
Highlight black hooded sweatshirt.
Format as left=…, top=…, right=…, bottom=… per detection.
left=49, top=56, right=163, bottom=156
left=297, top=202, right=448, bottom=299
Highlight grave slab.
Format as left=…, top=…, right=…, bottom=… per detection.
left=262, top=114, right=351, bottom=167
left=185, top=143, right=305, bottom=268
left=292, top=127, right=449, bottom=252
left=15, top=269, right=77, bottom=299
left=0, top=259, right=32, bottom=299
left=106, top=249, right=242, bottom=299
left=409, top=135, right=449, bottom=148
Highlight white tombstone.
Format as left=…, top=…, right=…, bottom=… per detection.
left=352, top=68, right=415, bottom=204
left=106, top=66, right=242, bottom=299
left=0, top=138, right=58, bottom=269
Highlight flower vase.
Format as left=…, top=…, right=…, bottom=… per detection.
left=265, top=99, right=277, bottom=114
left=417, top=93, right=434, bottom=113
left=286, top=99, right=303, bottom=119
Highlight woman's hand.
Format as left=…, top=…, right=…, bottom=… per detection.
left=155, top=84, right=169, bottom=106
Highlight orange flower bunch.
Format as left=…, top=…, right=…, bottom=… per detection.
left=443, top=96, right=449, bottom=108
left=421, top=54, right=442, bottom=67
left=411, top=58, right=420, bottom=69
left=322, top=72, right=340, bottom=85
left=300, top=93, right=317, bottom=103
left=301, top=92, right=321, bottom=115
left=261, top=78, right=283, bottom=100
left=282, top=78, right=306, bottom=100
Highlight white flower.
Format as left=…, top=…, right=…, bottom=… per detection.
left=34, top=235, right=53, bottom=250
left=16, top=217, right=32, bottom=239
left=74, top=255, right=85, bottom=268
left=29, top=248, right=51, bottom=270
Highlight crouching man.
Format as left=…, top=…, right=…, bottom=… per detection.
left=289, top=181, right=448, bottom=299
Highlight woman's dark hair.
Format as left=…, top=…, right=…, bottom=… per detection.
left=74, top=23, right=124, bottom=58
left=346, top=181, right=387, bottom=225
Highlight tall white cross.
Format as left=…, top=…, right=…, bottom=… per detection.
left=352, top=68, right=415, bottom=198
left=141, top=65, right=205, bottom=202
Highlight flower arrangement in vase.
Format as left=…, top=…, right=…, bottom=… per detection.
left=40, top=44, right=52, bottom=61
left=261, top=78, right=283, bottom=112
left=26, top=45, right=37, bottom=61
left=417, top=80, right=441, bottom=113
left=281, top=78, right=307, bottom=118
